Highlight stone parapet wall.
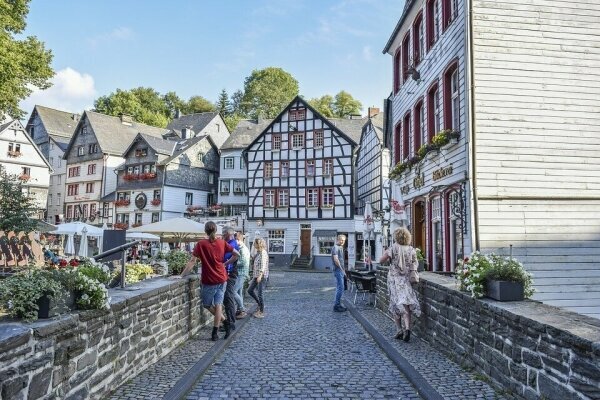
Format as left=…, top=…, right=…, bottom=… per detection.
left=375, top=267, right=600, bottom=400
left=0, top=276, right=210, bottom=400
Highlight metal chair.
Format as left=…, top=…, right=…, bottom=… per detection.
left=353, top=275, right=377, bottom=307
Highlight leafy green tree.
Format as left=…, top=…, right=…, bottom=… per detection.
left=184, top=95, right=215, bottom=114
left=215, top=89, right=232, bottom=116
left=0, top=0, right=54, bottom=119
left=94, top=87, right=170, bottom=127
left=308, top=95, right=335, bottom=118
left=0, top=166, right=39, bottom=232
left=332, top=91, right=362, bottom=118
left=224, top=114, right=243, bottom=132
left=230, top=90, right=244, bottom=116
left=163, top=91, right=186, bottom=119
left=241, top=67, right=299, bottom=119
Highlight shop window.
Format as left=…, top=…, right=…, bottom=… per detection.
left=431, top=196, right=443, bottom=271
left=319, top=236, right=336, bottom=254
left=267, top=230, right=285, bottom=253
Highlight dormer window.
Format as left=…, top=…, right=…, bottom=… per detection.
left=289, top=108, right=306, bottom=121
left=135, top=148, right=148, bottom=157
left=81, top=126, right=88, bottom=135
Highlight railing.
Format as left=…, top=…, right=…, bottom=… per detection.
left=309, top=245, right=315, bottom=268
left=93, top=241, right=140, bottom=288
left=290, top=243, right=298, bottom=265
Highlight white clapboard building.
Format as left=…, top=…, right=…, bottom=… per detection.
left=384, top=0, right=600, bottom=318
left=245, top=97, right=365, bottom=269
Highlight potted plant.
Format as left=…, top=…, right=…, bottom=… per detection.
left=166, top=249, right=191, bottom=275
left=484, top=254, right=534, bottom=301
left=0, top=269, right=64, bottom=320
left=456, top=252, right=493, bottom=298
left=416, top=248, right=426, bottom=271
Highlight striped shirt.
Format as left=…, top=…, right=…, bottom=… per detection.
left=252, top=249, right=269, bottom=279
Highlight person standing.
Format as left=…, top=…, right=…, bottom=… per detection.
left=247, top=237, right=268, bottom=318
left=234, top=232, right=250, bottom=319
left=379, top=227, right=421, bottom=342
left=180, top=221, right=239, bottom=341
left=222, top=226, right=240, bottom=334
left=331, top=234, right=348, bottom=312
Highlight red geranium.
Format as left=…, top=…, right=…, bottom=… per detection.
left=59, top=259, right=68, bottom=267
left=69, top=259, right=79, bottom=267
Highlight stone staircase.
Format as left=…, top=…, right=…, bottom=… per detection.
left=291, top=256, right=312, bottom=269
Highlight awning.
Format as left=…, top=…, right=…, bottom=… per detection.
left=313, top=229, right=337, bottom=237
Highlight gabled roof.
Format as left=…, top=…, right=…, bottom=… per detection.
left=166, top=112, right=220, bottom=138
left=157, top=134, right=218, bottom=166
left=64, top=111, right=169, bottom=157
left=50, top=136, right=69, bottom=152
left=382, top=0, right=417, bottom=54
left=122, top=133, right=178, bottom=157
left=0, top=119, right=52, bottom=170
left=221, top=119, right=272, bottom=150
left=370, top=112, right=385, bottom=142
left=28, top=105, right=79, bottom=138
left=328, top=117, right=368, bottom=144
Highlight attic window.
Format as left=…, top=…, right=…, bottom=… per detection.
left=77, top=146, right=85, bottom=156
left=81, top=126, right=88, bottom=135
left=197, top=152, right=205, bottom=162
left=289, top=108, right=306, bottom=121
left=135, top=148, right=148, bottom=157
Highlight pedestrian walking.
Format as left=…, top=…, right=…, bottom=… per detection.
left=379, top=227, right=421, bottom=342
left=247, top=237, right=268, bottom=318
left=222, top=226, right=240, bottom=335
left=179, top=221, right=239, bottom=341
left=331, top=234, right=348, bottom=312
left=234, top=232, right=250, bottom=319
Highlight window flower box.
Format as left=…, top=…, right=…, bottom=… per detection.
left=7, top=150, right=22, bottom=158
left=115, top=199, right=130, bottom=207
left=151, top=198, right=161, bottom=206
left=114, top=223, right=128, bottom=230
left=123, top=174, right=138, bottom=181
left=140, top=172, right=157, bottom=180
left=18, top=174, right=31, bottom=181
left=131, top=223, right=142, bottom=228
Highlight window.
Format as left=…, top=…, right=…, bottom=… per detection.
left=88, top=144, right=99, bottom=154
left=431, top=196, right=443, bottom=271
left=233, top=180, right=245, bottom=193
left=221, top=180, right=230, bottom=193
left=57, top=193, right=61, bottom=206
left=264, top=189, right=276, bottom=208
left=143, top=164, right=150, bottom=174
left=30, top=126, right=35, bottom=138
left=264, top=162, right=273, bottom=178
left=402, top=113, right=411, bottom=160
left=306, top=160, right=315, bottom=177
left=307, top=189, right=319, bottom=208
left=66, top=205, right=73, bottom=219
left=68, top=166, right=80, bottom=177
left=81, top=126, right=88, bottom=135
left=394, top=123, right=401, bottom=165
left=322, top=188, right=334, bottom=208
left=49, top=157, right=54, bottom=166
left=240, top=157, right=246, bottom=169
left=86, top=183, right=94, bottom=193
left=196, top=151, right=205, bottom=164
left=314, top=130, right=324, bottom=147
left=402, top=32, right=410, bottom=82
left=444, top=63, right=460, bottom=131
left=152, top=213, right=160, bottom=223
left=393, top=48, right=402, bottom=94
left=428, top=83, right=440, bottom=142
left=67, top=184, right=78, bottom=196
left=21, top=167, right=31, bottom=177
left=291, top=133, right=305, bottom=149
left=117, top=191, right=130, bottom=201
left=135, top=213, right=142, bottom=225
left=288, top=108, right=306, bottom=121
left=90, top=203, right=96, bottom=216
left=127, top=166, right=133, bottom=175
left=185, top=192, right=193, bottom=205
left=133, top=165, right=140, bottom=175
left=278, top=189, right=289, bottom=208
left=272, top=134, right=281, bottom=150
left=77, top=146, right=84, bottom=156
left=56, top=175, right=61, bottom=184
left=153, top=190, right=161, bottom=200
left=48, top=195, right=53, bottom=206
left=116, top=213, right=130, bottom=224
left=88, top=164, right=96, bottom=175
left=323, top=159, right=333, bottom=176
left=82, top=204, right=88, bottom=218
left=414, top=101, right=425, bottom=153
left=413, top=13, right=424, bottom=65
left=267, top=230, right=285, bottom=253
left=135, top=148, right=148, bottom=157
left=318, top=236, right=336, bottom=255
left=427, top=0, right=440, bottom=50
left=280, top=161, right=290, bottom=177
left=224, top=157, right=234, bottom=169
left=443, top=0, right=458, bottom=30
left=208, top=173, right=214, bottom=184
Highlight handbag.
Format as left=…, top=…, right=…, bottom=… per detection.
left=409, top=270, right=420, bottom=284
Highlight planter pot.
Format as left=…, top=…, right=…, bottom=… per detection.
left=486, top=280, right=524, bottom=301
left=154, top=261, right=168, bottom=275
left=418, top=260, right=425, bottom=272
left=37, top=290, right=76, bottom=318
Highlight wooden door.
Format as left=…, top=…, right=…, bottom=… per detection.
left=300, top=229, right=311, bottom=257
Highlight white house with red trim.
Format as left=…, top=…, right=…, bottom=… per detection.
left=384, top=0, right=600, bottom=318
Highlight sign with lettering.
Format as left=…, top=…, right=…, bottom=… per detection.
left=432, top=165, right=453, bottom=181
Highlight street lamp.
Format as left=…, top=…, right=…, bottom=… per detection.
left=240, top=211, right=247, bottom=242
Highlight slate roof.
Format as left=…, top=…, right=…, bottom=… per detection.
left=382, top=0, right=417, bottom=54
left=166, top=112, right=220, bottom=137
left=221, top=119, right=272, bottom=150
left=33, top=105, right=79, bottom=138
left=157, top=134, right=216, bottom=166
left=0, top=121, right=12, bottom=133
left=138, top=133, right=178, bottom=156
left=82, top=111, right=169, bottom=156
left=370, top=112, right=385, bottom=142
left=327, top=117, right=368, bottom=144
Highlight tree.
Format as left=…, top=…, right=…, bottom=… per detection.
left=162, top=91, right=186, bottom=119
left=184, top=95, right=215, bottom=114
left=223, top=114, right=243, bottom=132
left=230, top=90, right=244, bottom=116
left=0, top=167, right=39, bottom=232
left=308, top=95, right=335, bottom=118
left=93, top=87, right=170, bottom=127
left=215, top=89, right=231, bottom=116
left=332, top=91, right=362, bottom=118
left=0, top=0, right=54, bottom=119
left=241, top=67, right=299, bottom=119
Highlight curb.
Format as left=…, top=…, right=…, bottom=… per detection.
left=343, top=299, right=444, bottom=400
left=162, top=308, right=256, bottom=400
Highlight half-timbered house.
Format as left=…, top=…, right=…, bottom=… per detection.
left=245, top=97, right=365, bottom=269
left=384, top=0, right=600, bottom=318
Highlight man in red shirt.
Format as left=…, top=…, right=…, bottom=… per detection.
left=180, top=221, right=239, bottom=341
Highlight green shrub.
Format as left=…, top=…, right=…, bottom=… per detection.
left=112, top=263, right=154, bottom=285
left=166, top=250, right=190, bottom=275
left=77, top=260, right=111, bottom=285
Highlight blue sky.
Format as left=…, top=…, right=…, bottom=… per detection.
left=20, top=0, right=405, bottom=117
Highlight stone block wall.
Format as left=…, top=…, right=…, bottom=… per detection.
left=375, top=267, right=600, bottom=400
left=0, top=276, right=210, bottom=400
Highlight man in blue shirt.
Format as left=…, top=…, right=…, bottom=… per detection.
left=222, top=226, right=240, bottom=336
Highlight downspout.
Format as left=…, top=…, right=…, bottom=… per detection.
left=466, top=0, right=480, bottom=250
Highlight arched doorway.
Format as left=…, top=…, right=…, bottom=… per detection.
left=413, top=199, right=426, bottom=265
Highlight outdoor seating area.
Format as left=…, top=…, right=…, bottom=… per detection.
left=348, top=269, right=377, bottom=306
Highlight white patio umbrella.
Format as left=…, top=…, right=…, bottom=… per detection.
left=64, top=234, right=75, bottom=256
left=54, top=221, right=103, bottom=237
left=126, top=217, right=207, bottom=241
left=78, top=227, right=89, bottom=258
left=389, top=180, right=408, bottom=232
left=126, top=232, right=160, bottom=242
left=363, top=202, right=375, bottom=269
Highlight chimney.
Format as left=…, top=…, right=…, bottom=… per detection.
left=72, top=113, right=80, bottom=121
left=368, top=107, right=380, bottom=118
left=120, top=114, right=133, bottom=126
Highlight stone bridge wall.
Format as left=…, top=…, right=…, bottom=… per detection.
left=375, top=267, right=600, bottom=400
left=0, top=276, right=209, bottom=400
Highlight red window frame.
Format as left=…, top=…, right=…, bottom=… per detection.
left=306, top=188, right=319, bottom=208
left=289, top=108, right=306, bottom=121
left=413, top=100, right=424, bottom=153
left=427, top=82, right=440, bottom=142
left=394, top=122, right=402, bottom=165
left=402, top=112, right=411, bottom=160
left=402, top=32, right=410, bottom=82
left=393, top=48, right=402, bottom=94
left=413, top=12, right=424, bottom=65
left=272, top=134, right=281, bottom=150
left=443, top=60, right=459, bottom=130
left=442, top=0, right=457, bottom=31
left=426, top=0, right=439, bottom=51
left=264, top=162, right=273, bottom=178
left=263, top=189, right=276, bottom=208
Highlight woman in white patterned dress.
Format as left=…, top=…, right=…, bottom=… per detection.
left=379, top=227, right=421, bottom=342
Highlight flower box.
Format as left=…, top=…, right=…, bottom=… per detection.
left=114, top=223, right=129, bottom=230
left=132, top=223, right=142, bottom=228
left=115, top=199, right=130, bottom=207
left=151, top=198, right=161, bottom=206
left=18, top=174, right=31, bottom=181
left=123, top=174, right=138, bottom=181
left=486, top=280, right=524, bottom=302
left=140, top=172, right=157, bottom=180
left=7, top=150, right=22, bottom=158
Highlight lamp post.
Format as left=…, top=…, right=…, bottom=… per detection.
left=240, top=211, right=247, bottom=244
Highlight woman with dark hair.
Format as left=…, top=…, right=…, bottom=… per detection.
left=379, top=227, right=421, bottom=342
left=180, top=221, right=239, bottom=341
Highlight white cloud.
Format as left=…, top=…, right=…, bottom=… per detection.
left=87, top=27, right=134, bottom=47
left=20, top=67, right=97, bottom=115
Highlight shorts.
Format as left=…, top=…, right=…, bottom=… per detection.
left=201, top=282, right=227, bottom=307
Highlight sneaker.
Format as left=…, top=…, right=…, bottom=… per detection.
left=253, top=311, right=265, bottom=318
left=333, top=305, right=348, bottom=312
left=235, top=311, right=248, bottom=320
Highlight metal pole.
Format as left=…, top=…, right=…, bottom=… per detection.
left=509, top=244, right=513, bottom=261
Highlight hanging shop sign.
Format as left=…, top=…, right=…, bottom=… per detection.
left=432, top=165, right=453, bottom=181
